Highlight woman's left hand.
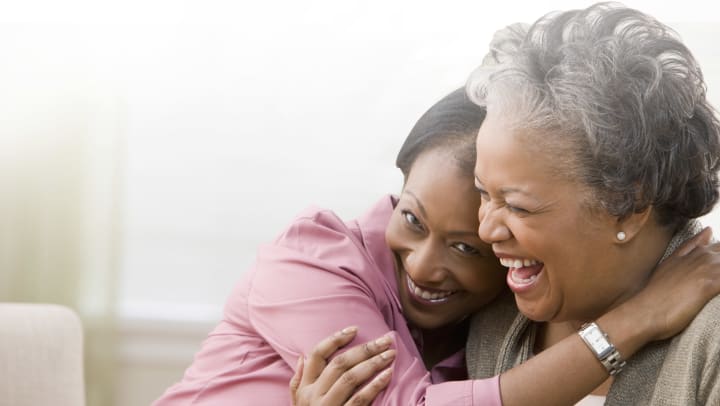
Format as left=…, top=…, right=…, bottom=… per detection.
left=289, top=327, right=395, bottom=406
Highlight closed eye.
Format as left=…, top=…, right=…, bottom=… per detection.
left=506, top=204, right=530, bottom=214
left=474, top=184, right=490, bottom=200
left=475, top=178, right=533, bottom=215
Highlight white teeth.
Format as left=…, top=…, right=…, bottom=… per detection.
left=407, top=275, right=455, bottom=301
left=499, top=257, right=540, bottom=268
left=510, top=270, right=538, bottom=285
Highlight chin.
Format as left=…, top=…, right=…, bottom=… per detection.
left=409, top=310, right=463, bottom=330
left=409, top=316, right=446, bottom=330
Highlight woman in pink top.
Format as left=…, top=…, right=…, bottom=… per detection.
left=155, top=88, right=720, bottom=406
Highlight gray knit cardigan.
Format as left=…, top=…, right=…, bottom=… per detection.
left=466, top=221, right=720, bottom=405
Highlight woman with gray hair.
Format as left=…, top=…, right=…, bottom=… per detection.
left=469, top=2, right=720, bottom=405
left=289, top=4, right=720, bottom=405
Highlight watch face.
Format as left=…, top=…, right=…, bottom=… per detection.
left=584, top=325, right=612, bottom=356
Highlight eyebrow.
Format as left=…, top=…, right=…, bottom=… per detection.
left=475, top=177, right=532, bottom=197
left=404, top=190, right=427, bottom=218
left=499, top=186, right=531, bottom=195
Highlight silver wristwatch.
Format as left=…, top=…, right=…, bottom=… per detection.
left=578, top=322, right=626, bottom=376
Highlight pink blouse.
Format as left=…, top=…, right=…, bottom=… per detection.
left=153, top=195, right=501, bottom=405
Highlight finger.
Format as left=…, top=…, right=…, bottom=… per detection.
left=302, top=326, right=359, bottom=386
left=318, top=334, right=393, bottom=388
left=674, top=227, right=712, bottom=257
left=311, top=334, right=393, bottom=400
left=309, top=334, right=394, bottom=398
left=706, top=240, right=720, bottom=253
left=289, top=356, right=304, bottom=405
left=321, top=349, right=395, bottom=404
left=344, top=367, right=393, bottom=406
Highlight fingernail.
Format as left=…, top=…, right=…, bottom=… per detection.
left=374, top=334, right=392, bottom=347
left=378, top=367, right=393, bottom=380
left=336, top=326, right=358, bottom=336
left=380, top=349, right=395, bottom=360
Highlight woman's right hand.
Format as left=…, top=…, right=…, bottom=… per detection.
left=624, top=226, right=720, bottom=342
left=289, top=327, right=395, bottom=406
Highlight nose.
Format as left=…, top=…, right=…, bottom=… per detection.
left=404, top=239, right=446, bottom=284
left=478, top=201, right=512, bottom=244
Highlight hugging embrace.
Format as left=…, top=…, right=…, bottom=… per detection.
left=156, top=3, right=720, bottom=405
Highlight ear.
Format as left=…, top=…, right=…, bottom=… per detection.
left=615, top=207, right=653, bottom=243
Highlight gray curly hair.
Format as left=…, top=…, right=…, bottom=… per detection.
left=467, top=2, right=720, bottom=228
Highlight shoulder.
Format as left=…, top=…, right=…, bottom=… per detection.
left=248, top=196, right=396, bottom=300
left=269, top=195, right=394, bottom=261
left=277, top=206, right=357, bottom=251
left=639, top=295, right=720, bottom=404
left=660, top=296, right=720, bottom=375
left=671, top=294, right=720, bottom=350
left=467, top=290, right=521, bottom=378
left=257, top=207, right=369, bottom=273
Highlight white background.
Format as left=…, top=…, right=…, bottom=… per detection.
left=3, top=0, right=719, bottom=323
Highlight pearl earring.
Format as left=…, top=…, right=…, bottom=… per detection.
left=617, top=231, right=626, bottom=241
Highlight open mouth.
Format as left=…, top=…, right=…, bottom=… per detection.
left=405, top=274, right=458, bottom=305
left=499, top=257, right=544, bottom=291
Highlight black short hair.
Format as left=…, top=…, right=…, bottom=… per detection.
left=396, top=87, right=486, bottom=180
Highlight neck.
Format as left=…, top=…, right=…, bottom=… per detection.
left=603, top=219, right=675, bottom=313
left=539, top=220, right=676, bottom=350
left=535, top=321, right=576, bottom=352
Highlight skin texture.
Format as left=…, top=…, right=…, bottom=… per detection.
left=387, top=149, right=506, bottom=331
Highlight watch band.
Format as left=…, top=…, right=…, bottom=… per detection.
left=578, top=322, right=626, bottom=376
left=600, top=347, right=626, bottom=376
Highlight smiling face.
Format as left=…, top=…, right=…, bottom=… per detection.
left=473, top=114, right=651, bottom=323
left=386, top=148, right=506, bottom=330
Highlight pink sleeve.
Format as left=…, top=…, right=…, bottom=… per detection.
left=249, top=213, right=502, bottom=405
left=426, top=376, right=502, bottom=406
left=247, top=213, right=435, bottom=404
left=154, top=210, right=503, bottom=405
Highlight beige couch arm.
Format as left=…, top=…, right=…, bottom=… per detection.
left=0, top=303, right=85, bottom=406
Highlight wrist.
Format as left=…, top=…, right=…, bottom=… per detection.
left=578, top=322, right=626, bottom=375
